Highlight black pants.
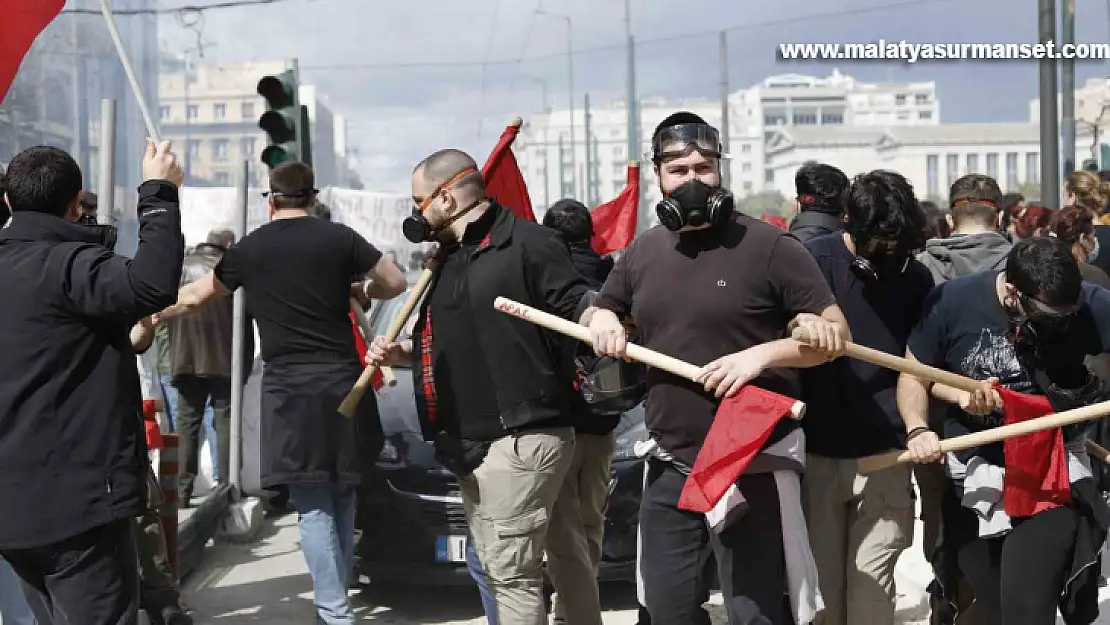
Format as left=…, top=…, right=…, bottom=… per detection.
left=2, top=519, right=140, bottom=625
left=957, top=506, right=1079, bottom=625
left=639, top=460, right=790, bottom=625
left=174, top=374, right=231, bottom=501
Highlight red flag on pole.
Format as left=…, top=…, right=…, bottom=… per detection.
left=678, top=386, right=801, bottom=513
left=481, top=118, right=535, bottom=222
left=350, top=313, right=384, bottom=392
left=0, top=0, right=65, bottom=103
left=591, top=162, right=640, bottom=255
left=996, top=386, right=1072, bottom=517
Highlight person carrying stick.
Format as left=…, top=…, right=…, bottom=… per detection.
left=893, top=237, right=1110, bottom=625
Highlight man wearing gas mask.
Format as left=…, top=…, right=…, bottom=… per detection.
left=585, top=111, right=850, bottom=625
left=367, top=149, right=594, bottom=625
left=897, top=237, right=1110, bottom=625
left=799, top=170, right=933, bottom=625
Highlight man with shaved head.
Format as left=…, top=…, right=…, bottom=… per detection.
left=368, top=149, right=597, bottom=625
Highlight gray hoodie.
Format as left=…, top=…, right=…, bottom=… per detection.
left=916, top=232, right=1013, bottom=284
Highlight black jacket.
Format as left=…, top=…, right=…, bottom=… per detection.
left=788, top=210, right=844, bottom=244
left=413, top=202, right=591, bottom=441
left=566, top=240, right=614, bottom=289
left=0, top=181, right=184, bottom=548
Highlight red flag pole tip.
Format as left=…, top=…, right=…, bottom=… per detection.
left=789, top=401, right=806, bottom=420
left=628, top=161, right=640, bottom=169
left=509, top=116, right=524, bottom=128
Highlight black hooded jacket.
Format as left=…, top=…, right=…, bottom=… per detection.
left=788, top=210, right=844, bottom=244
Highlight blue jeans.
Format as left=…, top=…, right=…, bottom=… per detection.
left=204, top=404, right=218, bottom=481
left=158, top=372, right=178, bottom=432
left=465, top=536, right=498, bottom=625
left=288, top=483, right=358, bottom=625
left=0, top=555, right=35, bottom=625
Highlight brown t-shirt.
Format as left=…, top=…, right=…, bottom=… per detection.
left=595, top=216, right=836, bottom=466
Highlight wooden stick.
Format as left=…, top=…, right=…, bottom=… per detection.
left=1087, top=439, right=1110, bottom=463
left=792, top=327, right=981, bottom=393
left=494, top=297, right=806, bottom=419
left=349, top=298, right=396, bottom=388
left=338, top=267, right=434, bottom=418
left=858, top=399, right=1110, bottom=473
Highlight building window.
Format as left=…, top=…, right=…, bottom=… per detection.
left=926, top=154, right=939, bottom=198
left=241, top=102, right=255, bottom=119
left=1026, top=152, right=1040, bottom=184
left=742, top=162, right=752, bottom=173
left=187, top=105, right=199, bottom=121
left=764, top=169, right=774, bottom=184
left=1006, top=152, right=1019, bottom=190
left=187, top=140, right=200, bottom=158
left=613, top=146, right=624, bottom=158
left=821, top=113, right=844, bottom=125
left=764, top=114, right=787, bottom=126
left=743, top=181, right=753, bottom=193
left=214, top=103, right=226, bottom=120
left=214, top=172, right=230, bottom=186
left=896, top=94, right=907, bottom=106
left=986, top=153, right=999, bottom=179
left=916, top=94, right=929, bottom=105
left=898, top=111, right=910, bottom=121
left=159, top=106, right=171, bottom=122
left=946, top=154, right=959, bottom=189
left=967, top=153, right=980, bottom=174
left=919, top=111, right=933, bottom=121
left=613, top=163, right=624, bottom=177
left=792, top=114, right=817, bottom=125
left=241, top=137, right=256, bottom=157
left=741, top=144, right=752, bottom=153
left=213, top=139, right=229, bottom=162
left=609, top=128, right=620, bottom=138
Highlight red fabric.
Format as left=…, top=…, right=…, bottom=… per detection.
left=678, top=386, right=798, bottom=513
left=350, top=312, right=384, bottom=392
left=481, top=122, right=535, bottom=222
left=0, top=0, right=64, bottom=102
left=143, top=400, right=164, bottom=451
left=997, top=386, right=1072, bottom=517
left=591, top=164, right=640, bottom=255
left=760, top=212, right=788, bottom=230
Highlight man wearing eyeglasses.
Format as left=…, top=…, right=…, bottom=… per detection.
left=898, top=237, right=1110, bottom=625
left=366, top=148, right=595, bottom=625
left=158, top=161, right=406, bottom=625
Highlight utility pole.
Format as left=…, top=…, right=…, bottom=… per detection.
left=1062, top=0, right=1076, bottom=176
left=624, top=0, right=643, bottom=230
left=584, top=93, right=593, bottom=206
left=558, top=134, right=566, bottom=199
left=719, top=30, right=731, bottom=188
left=182, top=51, right=193, bottom=183
left=1038, top=0, right=1060, bottom=202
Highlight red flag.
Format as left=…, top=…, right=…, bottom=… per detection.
left=678, top=386, right=799, bottom=513
left=761, top=212, right=788, bottom=230
left=0, top=0, right=65, bottom=102
left=996, top=386, right=1072, bottom=517
left=482, top=119, right=535, bottom=222
left=350, top=312, right=384, bottom=392
left=591, top=162, right=640, bottom=255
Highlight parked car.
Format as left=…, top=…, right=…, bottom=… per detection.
left=354, top=287, right=649, bottom=586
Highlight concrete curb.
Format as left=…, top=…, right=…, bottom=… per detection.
left=177, top=483, right=231, bottom=581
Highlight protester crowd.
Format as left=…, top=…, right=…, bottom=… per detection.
left=3, top=109, right=1110, bottom=625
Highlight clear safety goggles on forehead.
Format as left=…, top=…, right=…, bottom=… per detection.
left=651, top=123, right=723, bottom=162
left=1017, top=291, right=1082, bottom=320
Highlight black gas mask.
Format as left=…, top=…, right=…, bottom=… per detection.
left=847, top=230, right=910, bottom=283
left=402, top=167, right=484, bottom=244
left=77, top=214, right=118, bottom=250
left=655, top=179, right=734, bottom=232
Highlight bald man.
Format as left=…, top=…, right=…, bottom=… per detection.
left=367, top=149, right=598, bottom=625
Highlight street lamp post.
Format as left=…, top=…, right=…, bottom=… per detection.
left=537, top=7, right=575, bottom=200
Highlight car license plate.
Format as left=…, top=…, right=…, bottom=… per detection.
left=435, top=535, right=467, bottom=563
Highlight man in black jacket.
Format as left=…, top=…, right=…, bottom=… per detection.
left=788, top=161, right=849, bottom=244
left=542, top=198, right=618, bottom=625
left=368, top=149, right=592, bottom=625
left=0, top=141, right=185, bottom=625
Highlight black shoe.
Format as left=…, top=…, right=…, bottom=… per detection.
left=161, top=605, right=193, bottom=625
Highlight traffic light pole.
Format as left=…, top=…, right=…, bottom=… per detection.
left=290, top=58, right=304, bottom=162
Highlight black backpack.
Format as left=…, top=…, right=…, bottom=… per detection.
left=572, top=291, right=647, bottom=415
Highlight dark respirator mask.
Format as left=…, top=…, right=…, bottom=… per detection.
left=402, top=167, right=483, bottom=244
left=1008, top=291, right=1082, bottom=366
left=651, top=122, right=734, bottom=232
left=78, top=214, right=118, bottom=251
left=847, top=229, right=911, bottom=283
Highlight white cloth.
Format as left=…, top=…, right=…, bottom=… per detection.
left=775, top=469, right=824, bottom=625
left=961, top=456, right=1011, bottom=538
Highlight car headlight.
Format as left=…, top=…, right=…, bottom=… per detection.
left=378, top=439, right=401, bottom=464
left=612, top=413, right=649, bottom=462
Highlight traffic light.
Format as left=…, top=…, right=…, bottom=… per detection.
left=256, top=70, right=301, bottom=169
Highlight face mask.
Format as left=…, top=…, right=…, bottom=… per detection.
left=402, top=197, right=483, bottom=244
left=655, top=179, right=734, bottom=232
left=848, top=234, right=909, bottom=283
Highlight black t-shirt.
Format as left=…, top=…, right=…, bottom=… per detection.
left=214, top=217, right=382, bottom=362
left=801, top=234, right=935, bottom=458
left=594, top=217, right=836, bottom=467
left=428, top=210, right=505, bottom=442
left=907, top=271, right=1110, bottom=465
